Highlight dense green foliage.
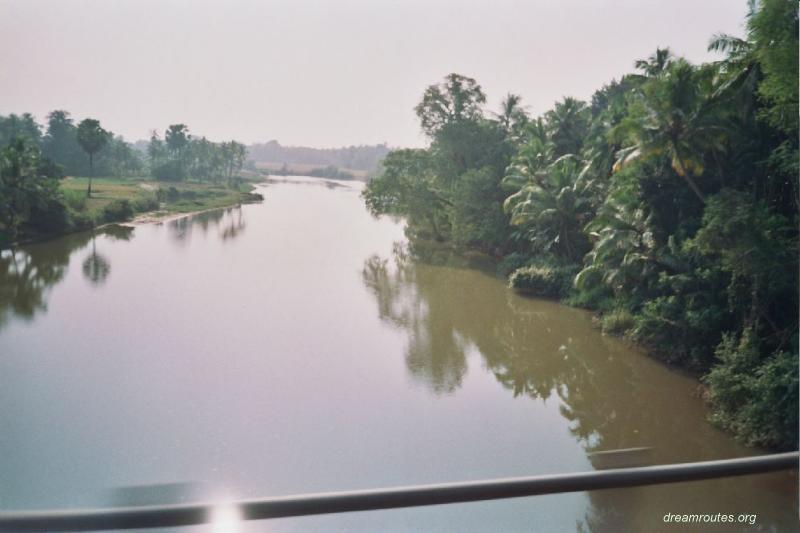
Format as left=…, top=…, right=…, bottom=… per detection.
left=0, top=111, right=254, bottom=245
left=147, top=125, right=247, bottom=183
left=364, top=0, right=798, bottom=450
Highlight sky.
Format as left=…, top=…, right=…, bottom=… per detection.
left=0, top=0, right=750, bottom=148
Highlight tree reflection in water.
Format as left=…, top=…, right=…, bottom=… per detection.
left=361, top=242, right=798, bottom=532
left=168, top=207, right=245, bottom=244
left=0, top=226, right=132, bottom=329
left=360, top=242, right=715, bottom=457
left=363, top=245, right=468, bottom=394
left=81, top=225, right=133, bottom=287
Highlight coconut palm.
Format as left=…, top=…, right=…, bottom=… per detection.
left=494, top=93, right=529, bottom=137
left=634, top=47, right=674, bottom=77
left=545, top=97, right=590, bottom=157
left=612, top=59, right=729, bottom=204
left=504, top=154, right=596, bottom=261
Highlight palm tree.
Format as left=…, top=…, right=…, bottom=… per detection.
left=612, top=59, right=728, bottom=204
left=544, top=97, right=590, bottom=157
left=494, top=93, right=529, bottom=136
left=76, top=118, right=110, bottom=197
left=634, top=47, right=674, bottom=77
left=504, top=155, right=596, bottom=261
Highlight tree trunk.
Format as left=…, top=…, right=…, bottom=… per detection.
left=87, top=152, right=94, bottom=197
left=681, top=173, right=706, bottom=205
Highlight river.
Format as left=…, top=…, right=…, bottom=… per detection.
left=0, top=176, right=796, bottom=532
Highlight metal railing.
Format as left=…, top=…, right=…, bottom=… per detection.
left=0, top=452, right=796, bottom=532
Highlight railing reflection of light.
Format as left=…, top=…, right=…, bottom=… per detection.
left=210, top=504, right=242, bottom=533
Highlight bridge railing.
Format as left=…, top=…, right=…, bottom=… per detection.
left=0, top=452, right=796, bottom=532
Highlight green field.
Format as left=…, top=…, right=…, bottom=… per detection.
left=60, top=176, right=263, bottom=225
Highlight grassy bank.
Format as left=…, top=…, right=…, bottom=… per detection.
left=0, top=176, right=265, bottom=246
left=61, top=177, right=263, bottom=222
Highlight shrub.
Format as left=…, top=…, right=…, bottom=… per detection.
left=63, top=189, right=87, bottom=212
left=152, top=160, right=185, bottom=181
left=509, top=265, right=562, bottom=297
left=69, top=210, right=95, bottom=230
left=132, top=195, right=159, bottom=212
left=600, top=308, right=635, bottom=336
left=704, top=329, right=799, bottom=450
left=563, top=283, right=615, bottom=311
left=508, top=257, right=580, bottom=299
left=157, top=186, right=181, bottom=203
left=102, top=199, right=134, bottom=223
left=632, top=292, right=728, bottom=370
left=497, top=252, right=530, bottom=277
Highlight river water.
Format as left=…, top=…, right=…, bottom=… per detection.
left=0, top=176, right=796, bottom=532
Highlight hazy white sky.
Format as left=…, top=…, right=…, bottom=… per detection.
left=1, top=0, right=749, bottom=148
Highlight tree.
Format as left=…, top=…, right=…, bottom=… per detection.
left=165, top=124, right=190, bottom=156
left=494, top=93, right=529, bottom=138
left=414, top=73, right=487, bottom=137
left=748, top=0, right=799, bottom=135
left=147, top=131, right=166, bottom=168
left=504, top=155, right=596, bottom=261
left=0, top=138, right=65, bottom=242
left=76, top=118, right=110, bottom=197
left=544, top=97, right=590, bottom=157
left=612, top=59, right=728, bottom=204
left=164, top=124, right=190, bottom=181
left=634, top=47, right=674, bottom=78
left=0, top=113, right=42, bottom=148
left=42, top=110, right=82, bottom=174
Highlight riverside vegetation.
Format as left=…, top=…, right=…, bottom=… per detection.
left=0, top=117, right=262, bottom=247
left=363, top=0, right=798, bottom=450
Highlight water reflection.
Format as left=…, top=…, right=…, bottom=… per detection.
left=0, top=233, right=89, bottom=329
left=363, top=242, right=797, bottom=530
left=0, top=207, right=247, bottom=331
left=363, top=243, right=695, bottom=456
left=362, top=250, right=467, bottom=394
left=167, top=207, right=246, bottom=244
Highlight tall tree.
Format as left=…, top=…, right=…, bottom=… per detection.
left=76, top=118, right=110, bottom=197
left=494, top=93, right=529, bottom=137
left=545, top=97, right=590, bottom=157
left=42, top=110, right=81, bottom=174
left=414, top=73, right=487, bottom=137
left=612, top=60, right=728, bottom=204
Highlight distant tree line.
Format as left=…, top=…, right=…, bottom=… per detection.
left=364, top=0, right=798, bottom=450
left=146, top=124, right=247, bottom=184
left=247, top=140, right=390, bottom=173
left=269, top=163, right=356, bottom=180
left=0, top=111, right=249, bottom=244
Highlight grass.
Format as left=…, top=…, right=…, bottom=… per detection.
left=59, top=176, right=263, bottom=225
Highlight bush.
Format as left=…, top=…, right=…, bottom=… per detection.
left=704, top=329, right=798, bottom=450
left=563, top=283, right=615, bottom=311
left=63, top=189, right=87, bottom=212
left=152, top=160, right=185, bottom=181
left=27, top=195, right=70, bottom=234
left=600, top=308, right=635, bottom=336
left=102, top=199, right=134, bottom=223
left=157, top=186, right=181, bottom=203
left=497, top=252, right=530, bottom=277
left=508, top=257, right=580, bottom=299
left=509, top=265, right=562, bottom=297
left=632, top=293, right=728, bottom=370
left=69, top=210, right=95, bottom=230
left=132, top=195, right=159, bottom=212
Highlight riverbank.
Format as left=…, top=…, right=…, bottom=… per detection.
left=2, top=177, right=264, bottom=249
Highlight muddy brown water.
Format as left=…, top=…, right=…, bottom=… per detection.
left=0, top=176, right=796, bottom=532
